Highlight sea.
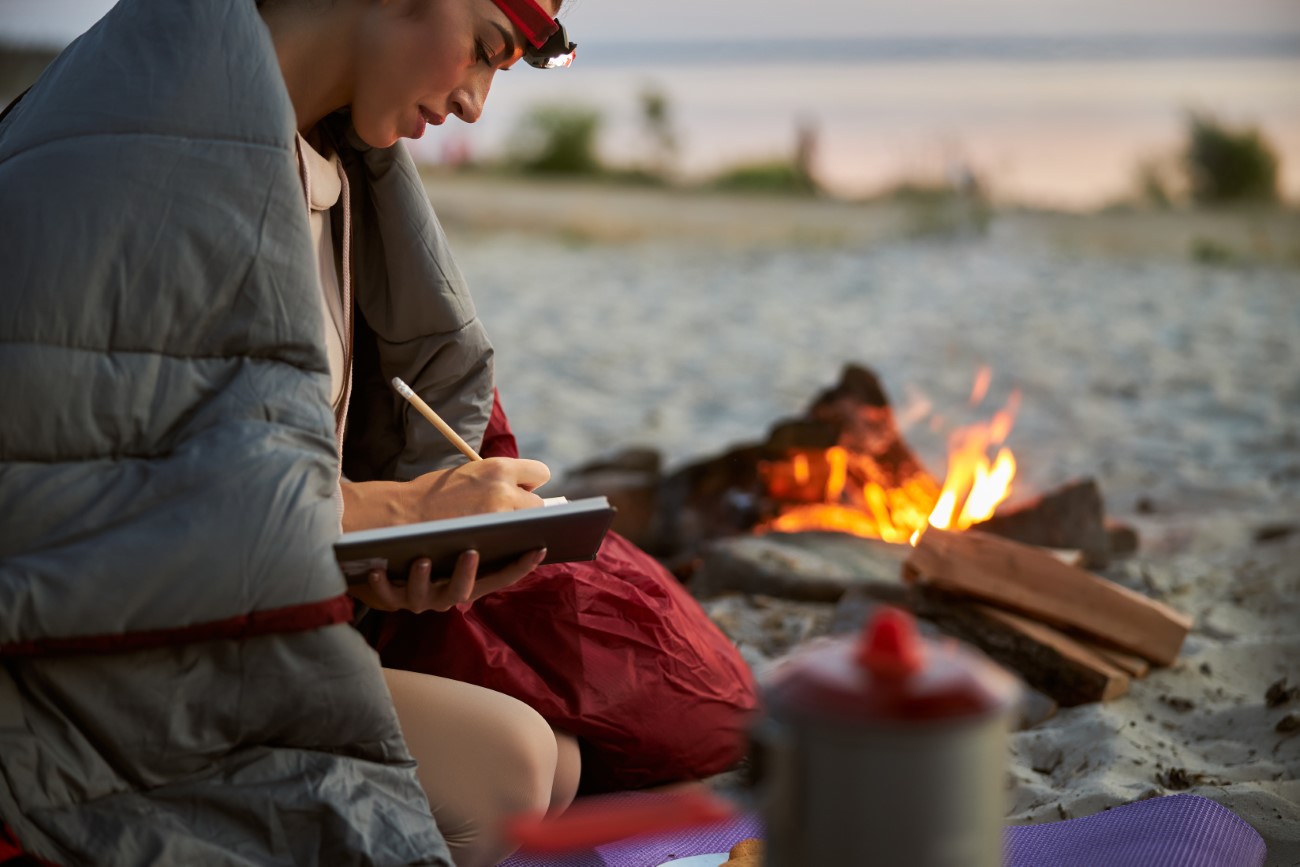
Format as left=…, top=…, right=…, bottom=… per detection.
left=407, top=33, right=1300, bottom=210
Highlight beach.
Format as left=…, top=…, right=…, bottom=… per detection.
left=432, top=174, right=1300, bottom=863
left=1, top=7, right=1295, bottom=863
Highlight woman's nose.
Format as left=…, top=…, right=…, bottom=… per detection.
left=451, top=79, right=491, bottom=124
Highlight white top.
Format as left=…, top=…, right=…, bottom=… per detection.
left=296, top=132, right=347, bottom=412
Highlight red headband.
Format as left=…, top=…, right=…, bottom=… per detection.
left=490, top=0, right=559, bottom=50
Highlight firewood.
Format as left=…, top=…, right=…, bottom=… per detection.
left=1105, top=518, right=1140, bottom=557
left=1082, top=642, right=1151, bottom=679
left=764, top=419, right=840, bottom=454
left=903, top=528, right=1191, bottom=666
left=692, top=532, right=912, bottom=604
left=912, top=588, right=1130, bottom=706
left=655, top=443, right=766, bottom=556
left=1046, top=548, right=1085, bottom=568
left=804, top=364, right=940, bottom=498
left=975, top=478, right=1111, bottom=567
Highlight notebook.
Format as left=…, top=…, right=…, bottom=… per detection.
left=335, top=496, right=616, bottom=583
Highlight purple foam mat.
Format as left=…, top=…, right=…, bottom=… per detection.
left=499, top=793, right=1266, bottom=867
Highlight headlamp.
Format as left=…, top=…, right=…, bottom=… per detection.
left=490, top=0, right=577, bottom=70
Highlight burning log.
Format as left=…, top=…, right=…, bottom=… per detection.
left=903, top=528, right=1191, bottom=666
left=973, top=478, right=1112, bottom=568
left=655, top=363, right=947, bottom=556
left=758, top=365, right=945, bottom=543
left=804, top=364, right=938, bottom=496
left=912, top=587, right=1131, bottom=706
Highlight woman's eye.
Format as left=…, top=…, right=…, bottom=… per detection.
left=475, top=40, right=492, bottom=65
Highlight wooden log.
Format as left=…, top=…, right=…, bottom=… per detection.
left=903, top=528, right=1192, bottom=666
left=974, top=478, right=1111, bottom=567
left=692, top=532, right=911, bottom=604
left=1081, top=642, right=1150, bottom=678
left=1105, top=519, right=1140, bottom=558
left=654, top=443, right=766, bottom=556
left=912, top=588, right=1130, bottom=706
left=803, top=364, right=941, bottom=499
left=1046, top=548, right=1085, bottom=568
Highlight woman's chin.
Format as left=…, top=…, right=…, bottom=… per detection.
left=351, top=118, right=402, bottom=150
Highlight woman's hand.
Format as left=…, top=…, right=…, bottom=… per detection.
left=402, top=457, right=551, bottom=522
left=341, top=457, right=551, bottom=532
left=348, top=548, right=547, bottom=613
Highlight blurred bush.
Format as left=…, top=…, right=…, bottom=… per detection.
left=711, top=159, right=818, bottom=195
left=1189, top=237, right=1240, bottom=265
left=1184, top=113, right=1279, bottom=205
left=509, top=104, right=604, bottom=176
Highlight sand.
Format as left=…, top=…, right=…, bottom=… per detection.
left=430, top=176, right=1300, bottom=863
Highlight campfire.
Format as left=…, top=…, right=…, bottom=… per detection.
left=756, top=366, right=1020, bottom=546
left=562, top=363, right=1191, bottom=711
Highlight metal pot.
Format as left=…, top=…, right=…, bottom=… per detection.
left=752, top=606, right=1019, bottom=867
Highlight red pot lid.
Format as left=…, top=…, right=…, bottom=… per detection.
left=764, top=607, right=1018, bottom=724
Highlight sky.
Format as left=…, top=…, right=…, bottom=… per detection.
left=2, top=0, right=1299, bottom=46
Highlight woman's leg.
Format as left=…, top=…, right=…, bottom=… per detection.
left=383, top=668, right=579, bottom=867
left=550, top=729, right=581, bottom=816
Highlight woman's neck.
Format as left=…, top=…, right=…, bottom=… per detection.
left=260, top=4, right=358, bottom=135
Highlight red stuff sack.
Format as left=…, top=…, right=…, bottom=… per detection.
left=365, top=393, right=759, bottom=792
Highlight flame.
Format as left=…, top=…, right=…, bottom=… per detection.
left=969, top=365, right=992, bottom=406
left=759, top=372, right=1020, bottom=546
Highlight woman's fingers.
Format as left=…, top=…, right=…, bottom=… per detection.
left=475, top=458, right=551, bottom=504
left=404, top=558, right=434, bottom=611
left=359, top=548, right=544, bottom=613
left=468, top=548, right=546, bottom=604
left=367, top=568, right=402, bottom=611
left=446, top=550, right=479, bottom=607
left=510, top=458, right=552, bottom=492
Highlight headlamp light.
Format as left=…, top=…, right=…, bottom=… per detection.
left=525, top=22, right=577, bottom=69
left=490, top=0, right=576, bottom=70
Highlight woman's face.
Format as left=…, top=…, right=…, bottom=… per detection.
left=350, top=0, right=555, bottom=148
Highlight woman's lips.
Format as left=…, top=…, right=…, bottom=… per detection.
left=419, top=106, right=446, bottom=128
left=411, top=107, right=445, bottom=139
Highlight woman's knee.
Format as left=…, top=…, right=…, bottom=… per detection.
left=483, top=695, right=559, bottom=818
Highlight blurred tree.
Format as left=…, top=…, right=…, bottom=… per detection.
left=639, top=85, right=677, bottom=179
left=510, top=104, right=604, bottom=176
left=1184, top=113, right=1279, bottom=205
left=1133, top=156, right=1177, bottom=209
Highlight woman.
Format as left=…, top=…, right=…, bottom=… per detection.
left=254, top=0, right=753, bottom=823
left=0, top=0, right=568, bottom=863
left=0, top=0, right=753, bottom=863
left=261, top=0, right=588, bottom=863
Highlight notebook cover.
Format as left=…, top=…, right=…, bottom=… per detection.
left=335, top=497, right=616, bottom=583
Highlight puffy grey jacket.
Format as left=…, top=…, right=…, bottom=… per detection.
left=0, top=0, right=494, bottom=863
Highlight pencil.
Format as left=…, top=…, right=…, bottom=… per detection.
left=390, top=377, right=483, bottom=462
